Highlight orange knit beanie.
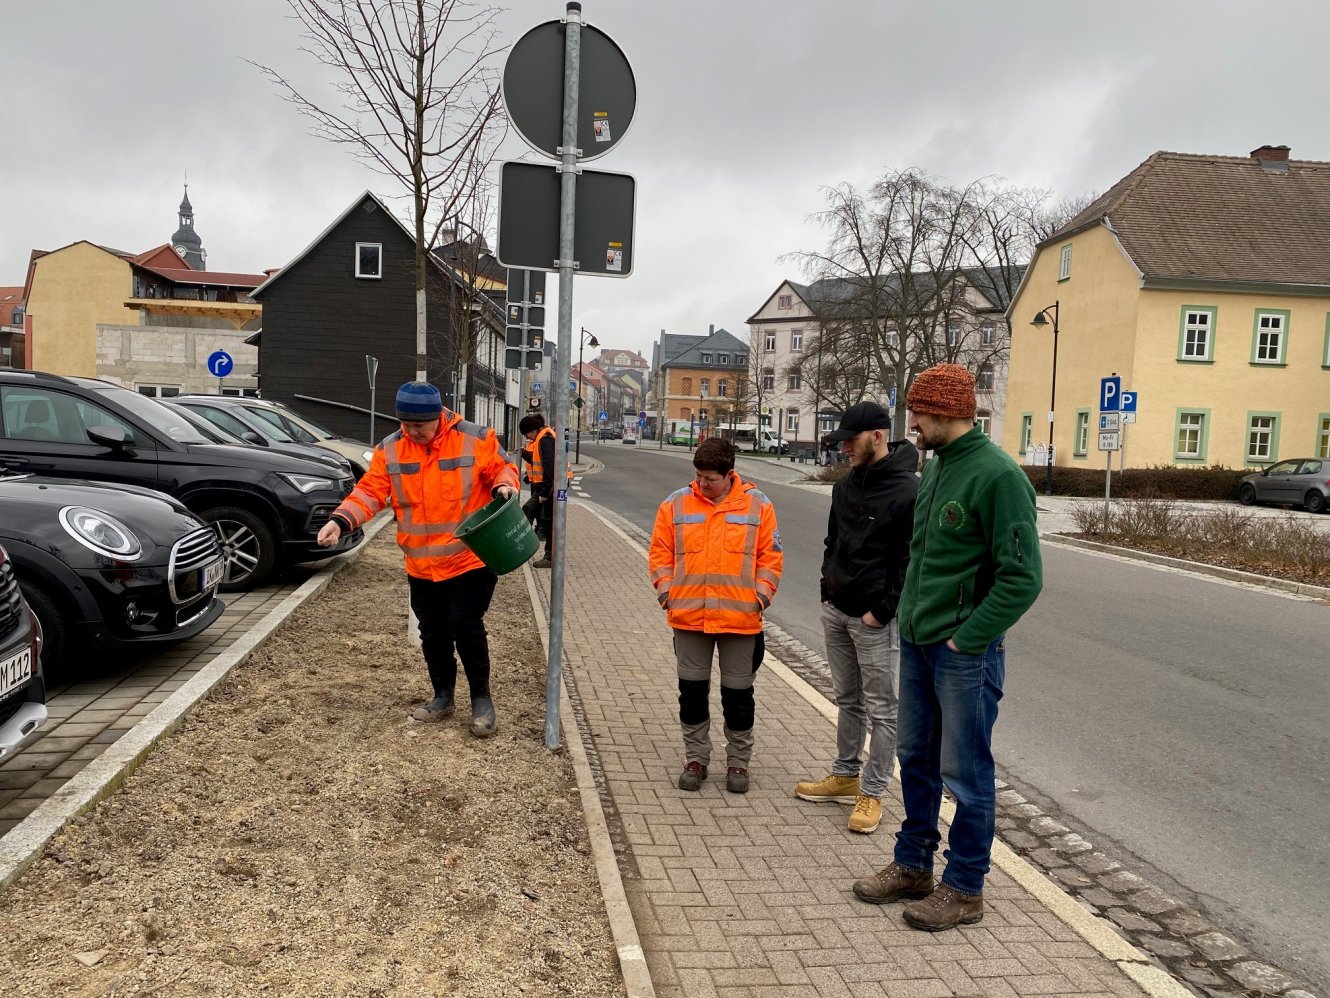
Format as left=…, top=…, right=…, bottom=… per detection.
left=906, top=364, right=976, bottom=420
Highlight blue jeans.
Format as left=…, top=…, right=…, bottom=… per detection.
left=893, top=636, right=1005, bottom=896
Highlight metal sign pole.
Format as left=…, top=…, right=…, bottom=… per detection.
left=1104, top=449, right=1113, bottom=525
left=545, top=3, right=583, bottom=751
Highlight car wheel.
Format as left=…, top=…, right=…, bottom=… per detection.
left=1306, top=491, right=1327, bottom=515
left=1238, top=483, right=1257, bottom=506
left=17, top=579, right=72, bottom=673
left=768, top=445, right=776, bottom=455
left=200, top=505, right=277, bottom=591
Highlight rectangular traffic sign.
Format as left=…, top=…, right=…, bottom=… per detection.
left=1098, top=431, right=1121, bottom=451
left=1099, top=375, right=1121, bottom=412
left=1099, top=412, right=1120, bottom=432
left=497, top=161, right=636, bottom=277
left=1120, top=390, right=1138, bottom=413
left=1121, top=412, right=1137, bottom=424
left=505, top=348, right=543, bottom=370
left=505, top=268, right=546, bottom=305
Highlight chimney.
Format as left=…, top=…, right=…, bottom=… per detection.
left=1250, top=145, right=1290, bottom=173
left=709, top=324, right=715, bottom=335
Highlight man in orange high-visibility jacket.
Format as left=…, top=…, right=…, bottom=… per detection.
left=519, top=413, right=568, bottom=568
left=317, top=381, right=519, bottom=737
left=649, top=437, right=782, bottom=795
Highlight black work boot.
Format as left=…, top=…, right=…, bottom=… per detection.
left=470, top=695, right=497, bottom=738
left=411, top=693, right=454, bottom=723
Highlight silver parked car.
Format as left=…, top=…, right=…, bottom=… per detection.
left=1238, top=458, right=1329, bottom=513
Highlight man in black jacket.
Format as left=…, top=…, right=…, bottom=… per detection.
left=794, top=401, right=918, bottom=834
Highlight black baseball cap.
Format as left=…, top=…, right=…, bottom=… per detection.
left=822, top=400, right=892, bottom=442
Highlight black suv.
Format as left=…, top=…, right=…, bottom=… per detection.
left=0, top=371, right=362, bottom=591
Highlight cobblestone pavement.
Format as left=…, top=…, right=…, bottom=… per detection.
left=537, top=503, right=1164, bottom=998
left=0, top=569, right=311, bottom=836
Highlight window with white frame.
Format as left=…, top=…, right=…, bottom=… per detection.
left=981, top=320, right=996, bottom=345
left=737, top=353, right=747, bottom=366
left=885, top=329, right=899, bottom=348
left=976, top=364, right=994, bottom=391
left=355, top=242, right=382, bottom=279
left=1254, top=312, right=1286, bottom=363
left=700, top=352, right=712, bottom=364
left=1319, top=417, right=1330, bottom=459
left=791, top=330, right=803, bottom=351
left=946, top=320, right=961, bottom=347
left=1075, top=411, right=1090, bottom=455
left=1181, top=308, right=1214, bottom=360
left=764, top=331, right=776, bottom=352
left=787, top=373, right=801, bottom=390
left=1247, top=414, right=1277, bottom=462
left=778, top=294, right=793, bottom=309
left=975, top=411, right=991, bottom=436
left=717, top=379, right=728, bottom=397
left=1020, top=414, right=1033, bottom=454
left=1177, top=411, right=1205, bottom=459
left=761, top=368, right=774, bottom=391
left=700, top=378, right=710, bottom=397
left=220, top=386, right=260, bottom=398
left=137, top=384, right=181, bottom=398
left=1059, top=244, right=1072, bottom=281
left=785, top=409, right=799, bottom=433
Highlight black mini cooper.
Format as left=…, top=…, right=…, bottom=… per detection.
left=0, top=471, right=226, bottom=672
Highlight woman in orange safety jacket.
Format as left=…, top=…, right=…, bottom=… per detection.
left=317, top=381, right=518, bottom=738
left=648, top=437, right=782, bottom=796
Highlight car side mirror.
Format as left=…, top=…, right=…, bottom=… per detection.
left=1261, top=468, right=1270, bottom=476
left=241, top=431, right=267, bottom=446
left=87, top=424, right=129, bottom=450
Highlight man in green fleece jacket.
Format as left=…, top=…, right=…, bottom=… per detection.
left=852, top=363, right=1043, bottom=932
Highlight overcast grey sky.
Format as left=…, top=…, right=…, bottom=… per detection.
left=8, top=1, right=1330, bottom=359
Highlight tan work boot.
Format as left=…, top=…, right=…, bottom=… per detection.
left=847, top=794, right=882, bottom=834
left=902, top=884, right=984, bottom=931
left=852, top=862, right=935, bottom=905
left=794, top=773, right=859, bottom=803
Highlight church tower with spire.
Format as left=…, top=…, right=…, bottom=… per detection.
left=170, top=181, right=207, bottom=270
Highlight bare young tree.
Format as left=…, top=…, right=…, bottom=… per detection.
left=254, top=0, right=506, bottom=381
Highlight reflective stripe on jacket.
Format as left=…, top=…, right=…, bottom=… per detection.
left=648, top=474, right=782, bottom=635
left=527, top=426, right=571, bottom=485
left=333, top=411, right=520, bottom=581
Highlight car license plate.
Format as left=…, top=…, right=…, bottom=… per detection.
left=201, top=558, right=224, bottom=591
left=0, top=647, right=32, bottom=700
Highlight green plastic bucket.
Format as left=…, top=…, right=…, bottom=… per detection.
left=454, top=493, right=540, bottom=574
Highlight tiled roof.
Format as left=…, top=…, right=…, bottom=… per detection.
left=1048, top=149, right=1330, bottom=287
left=134, top=264, right=267, bottom=287
left=661, top=328, right=749, bottom=369
left=0, top=287, right=23, bottom=305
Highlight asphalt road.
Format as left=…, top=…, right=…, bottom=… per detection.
left=581, top=441, right=1330, bottom=992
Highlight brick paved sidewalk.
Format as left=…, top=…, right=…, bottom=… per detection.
left=547, top=504, right=1152, bottom=998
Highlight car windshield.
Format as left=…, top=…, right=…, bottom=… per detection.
left=272, top=405, right=337, bottom=440
left=167, top=403, right=244, bottom=444
left=97, top=386, right=211, bottom=444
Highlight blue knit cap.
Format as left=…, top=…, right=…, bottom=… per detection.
left=395, top=381, right=443, bottom=422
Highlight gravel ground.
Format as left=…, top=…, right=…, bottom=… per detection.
left=0, top=534, right=625, bottom=998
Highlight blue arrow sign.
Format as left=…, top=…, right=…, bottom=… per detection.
left=207, top=350, right=234, bottom=378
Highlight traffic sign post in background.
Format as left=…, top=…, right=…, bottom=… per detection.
left=206, top=349, right=233, bottom=394
left=499, top=2, right=637, bottom=750
left=1098, top=373, right=1122, bottom=521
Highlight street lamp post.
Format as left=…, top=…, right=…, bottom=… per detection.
left=575, top=327, right=599, bottom=463
left=1030, top=300, right=1060, bottom=496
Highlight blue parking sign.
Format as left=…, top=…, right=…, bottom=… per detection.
left=1099, top=375, right=1121, bottom=412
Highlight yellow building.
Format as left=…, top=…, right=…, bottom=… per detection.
left=1005, top=145, right=1330, bottom=470
left=650, top=327, right=752, bottom=437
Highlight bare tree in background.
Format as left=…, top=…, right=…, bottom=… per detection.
left=254, top=0, right=506, bottom=382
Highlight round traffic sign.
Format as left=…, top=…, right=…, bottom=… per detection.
left=502, top=19, right=636, bottom=162
left=207, top=350, right=234, bottom=378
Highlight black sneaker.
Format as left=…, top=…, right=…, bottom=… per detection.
left=678, top=761, right=707, bottom=791
left=726, top=767, right=749, bottom=794
left=532, top=557, right=552, bottom=568
left=411, top=694, right=454, bottom=722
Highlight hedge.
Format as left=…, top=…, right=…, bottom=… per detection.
left=1019, top=464, right=1249, bottom=500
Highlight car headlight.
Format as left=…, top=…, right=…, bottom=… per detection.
left=58, top=506, right=143, bottom=561
left=280, top=473, right=335, bottom=494
left=361, top=450, right=374, bottom=463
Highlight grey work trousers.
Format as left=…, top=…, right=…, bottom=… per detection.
left=821, top=602, right=899, bottom=799
left=673, top=629, right=757, bottom=770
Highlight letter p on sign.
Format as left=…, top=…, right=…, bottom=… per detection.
left=1099, top=375, right=1121, bottom=412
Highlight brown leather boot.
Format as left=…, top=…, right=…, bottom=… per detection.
left=851, top=862, right=935, bottom=904
left=902, top=884, right=984, bottom=931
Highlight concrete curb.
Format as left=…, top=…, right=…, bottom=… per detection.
left=521, top=561, right=655, bottom=998
left=0, top=513, right=394, bottom=893
left=577, top=498, right=1189, bottom=998
left=1044, top=534, right=1330, bottom=600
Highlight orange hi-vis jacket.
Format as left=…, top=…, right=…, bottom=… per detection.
left=527, top=425, right=571, bottom=485
left=332, top=411, right=519, bottom=582
left=648, top=474, right=783, bottom=635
